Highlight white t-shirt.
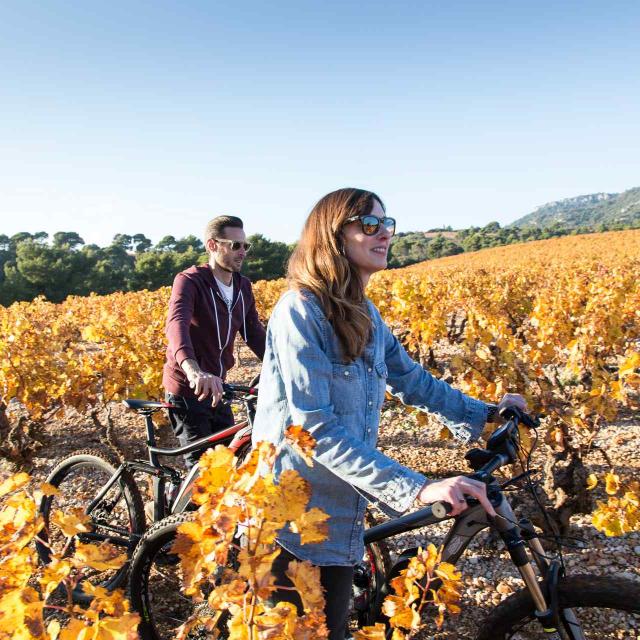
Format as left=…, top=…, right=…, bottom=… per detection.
left=215, top=277, right=234, bottom=309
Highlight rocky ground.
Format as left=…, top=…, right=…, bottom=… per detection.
left=15, top=344, right=640, bottom=639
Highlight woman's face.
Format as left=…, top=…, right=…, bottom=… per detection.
left=342, top=199, right=393, bottom=285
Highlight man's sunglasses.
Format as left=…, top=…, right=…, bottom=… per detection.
left=215, top=238, right=252, bottom=252
left=344, top=214, right=396, bottom=237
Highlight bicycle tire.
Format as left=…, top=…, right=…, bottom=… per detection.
left=129, top=512, right=232, bottom=640
left=476, top=574, right=640, bottom=639
left=36, top=448, right=145, bottom=604
left=350, top=511, right=394, bottom=629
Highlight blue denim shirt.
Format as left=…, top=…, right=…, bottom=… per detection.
left=252, top=290, right=488, bottom=566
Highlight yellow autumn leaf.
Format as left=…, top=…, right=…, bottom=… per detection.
left=0, top=472, right=30, bottom=498
left=290, top=507, right=329, bottom=545
left=285, top=425, right=317, bottom=467
left=81, top=325, right=102, bottom=342
left=434, top=562, right=462, bottom=582
left=50, top=507, right=92, bottom=537
left=207, top=578, right=247, bottom=610
left=47, top=619, right=61, bottom=640
left=353, top=623, right=387, bottom=640
left=74, top=542, right=127, bottom=571
left=0, top=586, right=45, bottom=640
left=277, top=470, right=310, bottom=521
left=285, top=560, right=325, bottom=612
left=192, top=446, right=237, bottom=502
left=586, top=474, right=598, bottom=490
left=39, top=483, right=59, bottom=497
left=255, top=602, right=298, bottom=637
left=605, top=472, right=620, bottom=496
left=83, top=612, right=140, bottom=640
left=438, top=425, right=452, bottom=441
left=0, top=547, right=36, bottom=590
left=619, top=352, right=640, bottom=378
left=39, top=558, right=72, bottom=599
left=291, top=610, right=330, bottom=640
left=59, top=618, right=90, bottom=640
left=237, top=547, right=280, bottom=593
left=381, top=595, right=420, bottom=630
left=227, top=608, right=250, bottom=640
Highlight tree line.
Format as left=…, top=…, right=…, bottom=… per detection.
left=2, top=218, right=638, bottom=306
left=387, top=219, right=640, bottom=268
left=0, top=232, right=292, bottom=306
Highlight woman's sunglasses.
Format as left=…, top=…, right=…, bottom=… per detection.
left=344, top=214, right=396, bottom=237
left=215, top=238, right=252, bottom=252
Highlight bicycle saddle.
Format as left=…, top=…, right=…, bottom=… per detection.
left=122, top=399, right=185, bottom=412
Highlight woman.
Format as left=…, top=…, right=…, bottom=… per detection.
left=252, top=188, right=526, bottom=637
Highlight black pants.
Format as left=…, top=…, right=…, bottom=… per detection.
left=269, top=545, right=354, bottom=640
left=166, top=393, right=234, bottom=468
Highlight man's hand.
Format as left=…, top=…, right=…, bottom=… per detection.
left=415, top=476, right=496, bottom=517
left=181, top=359, right=224, bottom=405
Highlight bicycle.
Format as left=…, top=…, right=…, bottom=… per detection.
left=36, top=381, right=258, bottom=605
left=127, top=406, right=640, bottom=639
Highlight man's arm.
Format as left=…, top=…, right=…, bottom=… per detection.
left=166, top=274, right=223, bottom=404
left=166, top=273, right=198, bottom=366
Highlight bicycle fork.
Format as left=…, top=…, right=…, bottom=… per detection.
left=492, top=499, right=585, bottom=639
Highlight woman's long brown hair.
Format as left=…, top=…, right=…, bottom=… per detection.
left=287, top=188, right=385, bottom=362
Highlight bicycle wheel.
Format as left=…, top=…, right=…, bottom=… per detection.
left=350, top=512, right=393, bottom=630
left=477, top=574, right=640, bottom=639
left=36, top=448, right=145, bottom=604
left=128, top=512, right=231, bottom=640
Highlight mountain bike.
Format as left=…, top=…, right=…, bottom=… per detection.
left=35, top=381, right=258, bottom=604
left=352, top=406, right=640, bottom=638
left=127, top=406, right=640, bottom=639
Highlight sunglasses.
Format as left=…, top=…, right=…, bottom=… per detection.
left=215, top=238, right=252, bottom=252
left=344, top=214, right=396, bottom=237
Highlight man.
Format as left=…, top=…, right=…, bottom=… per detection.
left=163, top=215, right=266, bottom=468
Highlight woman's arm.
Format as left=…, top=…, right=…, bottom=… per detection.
left=382, top=320, right=488, bottom=443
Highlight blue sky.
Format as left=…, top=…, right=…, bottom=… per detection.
left=1, top=1, right=639, bottom=246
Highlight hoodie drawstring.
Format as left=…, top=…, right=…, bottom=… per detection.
left=240, top=289, right=247, bottom=341
left=210, top=288, right=223, bottom=351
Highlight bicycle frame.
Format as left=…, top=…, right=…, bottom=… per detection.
left=86, top=387, right=257, bottom=537
left=363, top=414, right=585, bottom=639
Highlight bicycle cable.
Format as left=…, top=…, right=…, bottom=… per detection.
left=517, top=425, right=568, bottom=574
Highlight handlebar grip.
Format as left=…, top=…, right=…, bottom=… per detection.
left=222, top=383, right=258, bottom=395
left=431, top=501, right=453, bottom=519
left=499, top=405, right=540, bottom=429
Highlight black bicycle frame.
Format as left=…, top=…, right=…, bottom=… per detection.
left=85, top=409, right=253, bottom=531
left=364, top=475, right=582, bottom=639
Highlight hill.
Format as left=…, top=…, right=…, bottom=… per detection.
left=510, top=186, right=640, bottom=229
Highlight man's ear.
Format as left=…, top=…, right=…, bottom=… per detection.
left=206, top=238, right=217, bottom=254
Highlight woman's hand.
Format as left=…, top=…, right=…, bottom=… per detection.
left=415, top=476, right=496, bottom=517
left=496, top=393, right=528, bottom=416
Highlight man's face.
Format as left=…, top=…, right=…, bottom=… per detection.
left=210, top=227, right=248, bottom=273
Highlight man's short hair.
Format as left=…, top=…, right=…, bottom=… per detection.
left=204, top=216, right=244, bottom=250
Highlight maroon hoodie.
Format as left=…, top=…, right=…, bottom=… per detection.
left=162, top=264, right=266, bottom=397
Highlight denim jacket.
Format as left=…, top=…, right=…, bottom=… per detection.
left=251, top=290, right=489, bottom=566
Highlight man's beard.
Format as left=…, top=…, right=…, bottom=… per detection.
left=220, top=259, right=242, bottom=273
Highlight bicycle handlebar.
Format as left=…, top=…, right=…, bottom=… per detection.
left=428, top=408, right=539, bottom=518
left=222, top=383, right=259, bottom=397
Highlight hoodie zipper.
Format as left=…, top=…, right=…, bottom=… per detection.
left=210, top=278, right=243, bottom=378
